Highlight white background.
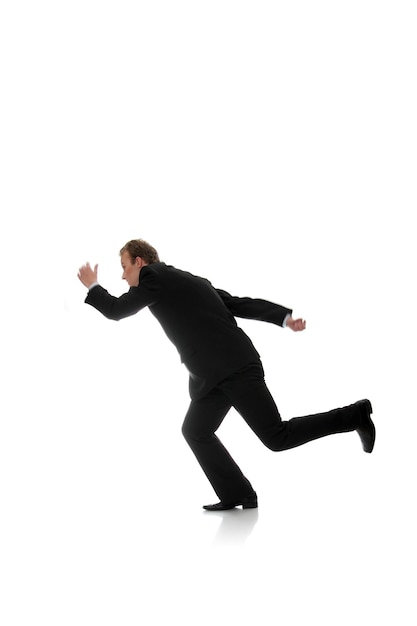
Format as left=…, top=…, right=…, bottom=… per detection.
left=1, top=1, right=416, bottom=624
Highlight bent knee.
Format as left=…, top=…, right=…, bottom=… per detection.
left=181, top=421, right=192, bottom=440
left=257, top=427, right=288, bottom=452
left=181, top=420, right=201, bottom=441
left=260, top=438, right=285, bottom=452
left=182, top=420, right=214, bottom=443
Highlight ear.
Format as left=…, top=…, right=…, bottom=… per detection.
left=135, top=256, right=144, bottom=267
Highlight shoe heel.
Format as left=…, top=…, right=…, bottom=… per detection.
left=242, top=498, right=258, bottom=509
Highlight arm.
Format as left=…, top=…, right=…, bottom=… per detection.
left=77, top=262, right=158, bottom=320
left=216, top=289, right=306, bottom=332
left=85, top=285, right=157, bottom=320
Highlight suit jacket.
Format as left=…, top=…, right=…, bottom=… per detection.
left=85, top=262, right=292, bottom=400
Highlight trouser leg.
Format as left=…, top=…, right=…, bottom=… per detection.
left=182, top=388, right=255, bottom=502
left=182, top=362, right=362, bottom=501
left=224, top=366, right=361, bottom=451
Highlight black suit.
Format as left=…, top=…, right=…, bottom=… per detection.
left=85, top=262, right=362, bottom=503
left=85, top=262, right=292, bottom=399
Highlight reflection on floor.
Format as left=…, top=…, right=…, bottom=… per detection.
left=205, top=508, right=259, bottom=546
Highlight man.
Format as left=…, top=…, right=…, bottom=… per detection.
left=77, top=239, right=375, bottom=511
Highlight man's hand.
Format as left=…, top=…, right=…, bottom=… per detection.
left=286, top=316, right=306, bottom=332
left=77, top=262, right=98, bottom=289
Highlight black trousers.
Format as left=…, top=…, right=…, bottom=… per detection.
left=182, top=362, right=362, bottom=502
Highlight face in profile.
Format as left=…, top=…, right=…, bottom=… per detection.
left=121, top=251, right=142, bottom=287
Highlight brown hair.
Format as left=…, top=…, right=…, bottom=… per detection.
left=119, top=239, right=160, bottom=264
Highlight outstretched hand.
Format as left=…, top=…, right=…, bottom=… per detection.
left=286, top=316, right=306, bottom=332
left=77, top=262, right=98, bottom=289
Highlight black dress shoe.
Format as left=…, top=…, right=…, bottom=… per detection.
left=203, top=494, right=258, bottom=511
left=355, top=399, right=375, bottom=453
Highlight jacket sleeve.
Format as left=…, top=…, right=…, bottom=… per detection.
left=84, top=284, right=158, bottom=320
left=215, top=289, right=292, bottom=327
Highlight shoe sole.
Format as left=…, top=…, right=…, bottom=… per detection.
left=357, top=399, right=375, bottom=453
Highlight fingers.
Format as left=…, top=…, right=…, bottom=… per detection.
left=292, top=318, right=306, bottom=331
left=78, top=262, right=96, bottom=274
left=296, top=319, right=306, bottom=330
left=77, top=262, right=97, bottom=287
